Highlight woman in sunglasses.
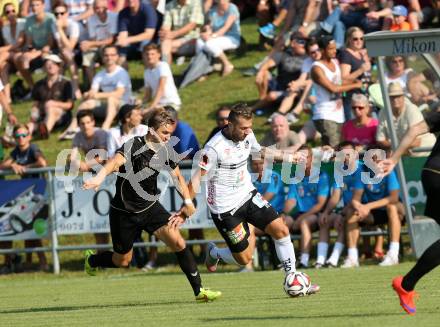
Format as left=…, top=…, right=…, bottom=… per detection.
left=0, top=2, right=25, bottom=103
left=339, top=27, right=371, bottom=121
left=0, top=124, right=49, bottom=272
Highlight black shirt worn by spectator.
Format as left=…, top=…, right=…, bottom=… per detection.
left=274, top=48, right=305, bottom=90
left=423, top=110, right=440, bottom=171
left=11, top=144, right=44, bottom=178
left=339, top=48, right=366, bottom=96
left=111, top=136, right=178, bottom=213
left=32, top=76, right=74, bottom=108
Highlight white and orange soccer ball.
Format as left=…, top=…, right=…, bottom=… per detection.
left=283, top=271, right=311, bottom=297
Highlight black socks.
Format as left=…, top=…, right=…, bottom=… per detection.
left=89, top=251, right=118, bottom=268
left=402, top=239, right=440, bottom=291
left=175, top=247, right=202, bottom=296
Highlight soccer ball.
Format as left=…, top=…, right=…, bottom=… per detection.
left=283, top=271, right=311, bottom=297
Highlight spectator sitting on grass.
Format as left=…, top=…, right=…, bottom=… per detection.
left=142, top=44, right=181, bottom=111
left=116, top=0, right=157, bottom=67
left=159, top=0, right=204, bottom=65
left=59, top=45, right=132, bottom=140
left=28, top=54, right=74, bottom=139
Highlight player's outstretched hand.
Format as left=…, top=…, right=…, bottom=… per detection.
left=377, top=158, right=397, bottom=178
left=82, top=175, right=104, bottom=191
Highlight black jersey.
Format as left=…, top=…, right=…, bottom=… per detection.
left=111, top=136, right=178, bottom=213
left=423, top=110, right=440, bottom=172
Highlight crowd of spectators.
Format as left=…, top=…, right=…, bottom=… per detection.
left=0, top=0, right=439, bottom=273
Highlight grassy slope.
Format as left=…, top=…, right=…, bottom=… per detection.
left=0, top=263, right=439, bottom=327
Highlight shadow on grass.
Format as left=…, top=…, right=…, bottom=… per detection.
left=201, top=312, right=427, bottom=321
left=0, top=300, right=189, bottom=315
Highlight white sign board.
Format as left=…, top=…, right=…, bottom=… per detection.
left=364, top=29, right=440, bottom=57
left=53, top=169, right=214, bottom=235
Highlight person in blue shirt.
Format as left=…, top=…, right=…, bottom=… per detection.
left=283, top=145, right=330, bottom=268
left=343, top=146, right=405, bottom=268
left=239, top=158, right=286, bottom=272
left=317, top=141, right=362, bottom=268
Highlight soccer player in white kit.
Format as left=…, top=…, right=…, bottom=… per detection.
left=185, top=104, right=319, bottom=295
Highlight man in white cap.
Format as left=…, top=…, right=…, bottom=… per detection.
left=29, top=54, right=74, bottom=139
left=376, top=81, right=435, bottom=157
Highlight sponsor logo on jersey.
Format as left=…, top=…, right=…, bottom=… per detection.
left=226, top=223, right=247, bottom=244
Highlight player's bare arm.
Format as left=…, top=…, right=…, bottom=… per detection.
left=83, top=153, right=126, bottom=191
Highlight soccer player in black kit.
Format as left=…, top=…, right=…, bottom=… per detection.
left=380, top=110, right=440, bottom=315
left=82, top=107, right=221, bottom=302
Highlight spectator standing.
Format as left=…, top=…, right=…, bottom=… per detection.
left=311, top=36, right=362, bottom=147
left=116, top=0, right=157, bottom=66
left=29, top=54, right=74, bottom=139
left=53, top=1, right=81, bottom=98
left=376, top=82, right=436, bottom=157
left=14, top=0, right=56, bottom=91
left=260, top=114, right=301, bottom=152
left=0, top=2, right=25, bottom=103
left=196, top=0, right=241, bottom=76
left=341, top=93, right=378, bottom=151
left=70, top=111, right=109, bottom=248
left=107, top=104, right=148, bottom=157
left=160, top=0, right=204, bottom=64
left=143, top=44, right=181, bottom=111
left=81, top=0, right=118, bottom=85
left=0, top=124, right=49, bottom=272
left=60, top=45, right=132, bottom=139
left=339, top=27, right=371, bottom=121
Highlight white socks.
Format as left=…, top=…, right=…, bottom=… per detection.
left=210, top=246, right=240, bottom=265
left=316, top=242, right=329, bottom=265
left=347, top=247, right=359, bottom=263
left=327, top=242, right=344, bottom=265
left=273, top=235, right=296, bottom=274
left=300, top=253, right=310, bottom=267
left=388, top=242, right=400, bottom=258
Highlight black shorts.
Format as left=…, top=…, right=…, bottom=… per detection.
left=371, top=209, right=388, bottom=225
left=211, top=190, right=279, bottom=253
left=109, top=201, right=170, bottom=254
left=422, top=169, right=440, bottom=225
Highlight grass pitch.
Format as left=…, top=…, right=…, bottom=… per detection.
left=1, top=262, right=439, bottom=327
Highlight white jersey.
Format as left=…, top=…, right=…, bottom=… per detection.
left=200, top=129, right=261, bottom=214
left=312, top=59, right=344, bottom=123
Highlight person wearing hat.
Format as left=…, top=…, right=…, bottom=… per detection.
left=390, top=5, right=411, bottom=31
left=254, top=31, right=307, bottom=111
left=107, top=104, right=148, bottom=158
left=28, top=53, right=74, bottom=139
left=376, top=81, right=435, bottom=157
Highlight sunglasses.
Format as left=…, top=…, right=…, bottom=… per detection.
left=352, top=37, right=364, bottom=41
left=5, top=9, right=15, bottom=14
left=54, top=11, right=66, bottom=16
left=294, top=39, right=306, bottom=45
left=15, top=133, right=29, bottom=139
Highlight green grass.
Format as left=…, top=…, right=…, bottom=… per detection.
left=0, top=263, right=439, bottom=326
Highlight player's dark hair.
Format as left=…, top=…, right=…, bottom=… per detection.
left=52, top=1, right=68, bottom=10
left=317, top=35, right=335, bottom=50
left=103, top=44, right=118, bottom=54
left=13, top=123, right=30, bottom=135
left=77, top=110, right=95, bottom=122
left=228, top=103, right=253, bottom=123
left=147, top=107, right=176, bottom=129
left=306, top=37, right=319, bottom=51
left=216, top=105, right=230, bottom=118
